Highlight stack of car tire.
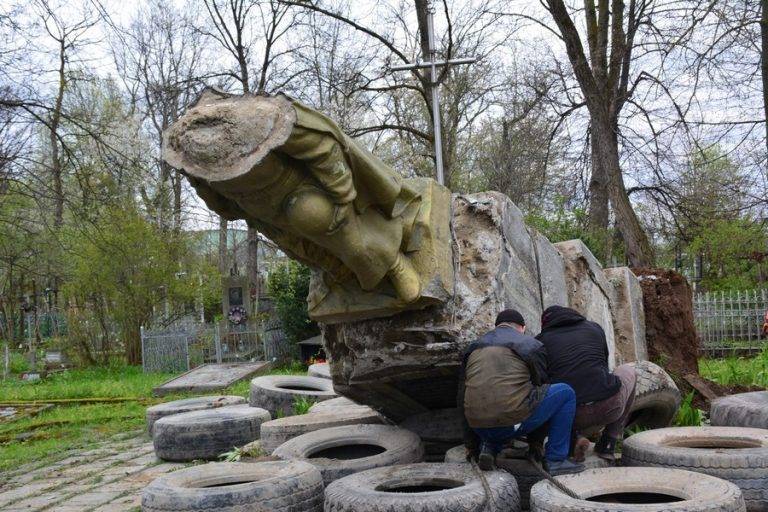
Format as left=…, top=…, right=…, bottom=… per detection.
left=141, top=362, right=767, bottom=512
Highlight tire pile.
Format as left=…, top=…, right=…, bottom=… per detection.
left=141, top=361, right=767, bottom=512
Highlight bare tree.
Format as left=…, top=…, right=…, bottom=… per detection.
left=537, top=0, right=655, bottom=266
left=199, top=0, right=301, bottom=314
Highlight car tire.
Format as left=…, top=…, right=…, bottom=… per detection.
left=153, top=404, right=271, bottom=461
left=530, top=467, right=745, bottom=511
left=324, top=462, right=521, bottom=512
left=146, top=395, right=246, bottom=434
left=622, top=426, right=768, bottom=511
left=260, top=410, right=385, bottom=454
left=307, top=363, right=331, bottom=379
left=625, top=360, right=681, bottom=429
left=141, top=460, right=323, bottom=512
left=711, top=392, right=768, bottom=429
left=272, top=424, right=424, bottom=484
left=249, top=375, right=336, bottom=417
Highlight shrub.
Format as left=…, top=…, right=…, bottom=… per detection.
left=267, top=261, right=318, bottom=343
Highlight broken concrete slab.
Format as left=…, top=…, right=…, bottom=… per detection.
left=553, top=239, right=616, bottom=368
left=152, top=362, right=271, bottom=397
left=323, top=192, right=544, bottom=420
left=605, top=266, right=648, bottom=364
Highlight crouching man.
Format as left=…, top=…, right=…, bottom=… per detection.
left=458, top=309, right=585, bottom=475
left=537, top=305, right=637, bottom=462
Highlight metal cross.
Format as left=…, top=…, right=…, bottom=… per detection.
left=391, top=1, right=476, bottom=186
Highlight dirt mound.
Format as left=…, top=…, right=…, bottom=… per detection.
left=632, top=268, right=763, bottom=409
left=633, top=268, right=700, bottom=377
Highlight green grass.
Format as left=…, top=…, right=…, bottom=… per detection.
left=0, top=364, right=177, bottom=401
left=699, top=347, right=768, bottom=388
left=0, top=359, right=309, bottom=473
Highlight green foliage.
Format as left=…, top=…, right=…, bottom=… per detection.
left=700, top=348, right=768, bottom=388
left=63, top=202, right=204, bottom=363
left=674, top=392, right=704, bottom=427
left=525, top=197, right=616, bottom=263
left=293, top=396, right=315, bottom=415
left=0, top=363, right=175, bottom=400
left=270, top=360, right=309, bottom=375
left=688, top=219, right=767, bottom=291
left=266, top=261, right=318, bottom=343
left=219, top=446, right=244, bottom=462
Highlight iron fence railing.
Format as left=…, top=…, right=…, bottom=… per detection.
left=141, top=320, right=294, bottom=373
left=693, top=289, right=768, bottom=354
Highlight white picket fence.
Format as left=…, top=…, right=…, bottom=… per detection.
left=693, top=289, right=768, bottom=353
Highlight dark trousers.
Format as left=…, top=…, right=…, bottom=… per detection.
left=574, top=364, right=637, bottom=439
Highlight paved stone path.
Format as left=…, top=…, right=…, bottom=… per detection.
left=0, top=431, right=187, bottom=511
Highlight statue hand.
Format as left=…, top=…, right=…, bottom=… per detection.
left=327, top=202, right=352, bottom=234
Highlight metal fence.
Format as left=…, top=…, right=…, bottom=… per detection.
left=141, top=319, right=294, bottom=373
left=693, top=289, right=768, bottom=354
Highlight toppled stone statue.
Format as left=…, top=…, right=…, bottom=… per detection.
left=165, top=90, right=652, bottom=422
left=163, top=89, right=453, bottom=322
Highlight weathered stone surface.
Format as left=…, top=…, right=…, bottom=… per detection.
left=531, top=230, right=569, bottom=310
left=323, top=192, right=546, bottom=420
left=553, top=239, right=616, bottom=368
left=605, top=267, right=648, bottom=364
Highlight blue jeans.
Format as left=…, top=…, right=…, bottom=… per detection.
left=472, top=383, right=576, bottom=463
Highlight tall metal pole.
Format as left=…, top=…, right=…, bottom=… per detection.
left=426, top=2, right=444, bottom=185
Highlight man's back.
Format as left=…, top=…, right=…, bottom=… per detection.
left=462, top=325, right=547, bottom=428
left=537, top=306, right=620, bottom=404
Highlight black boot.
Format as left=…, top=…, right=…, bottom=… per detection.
left=594, top=433, right=618, bottom=462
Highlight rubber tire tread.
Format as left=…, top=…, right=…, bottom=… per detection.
left=249, top=375, right=336, bottom=417
left=272, top=424, right=424, bottom=484
left=324, top=462, right=521, bottom=512
left=529, top=467, right=746, bottom=512
left=152, top=405, right=270, bottom=462
left=711, top=392, right=768, bottom=429
left=626, top=360, right=681, bottom=429
left=622, top=426, right=768, bottom=511
left=146, top=395, right=246, bottom=434
left=141, top=460, right=323, bottom=512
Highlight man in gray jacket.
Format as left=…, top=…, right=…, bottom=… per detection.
left=458, top=309, right=584, bottom=475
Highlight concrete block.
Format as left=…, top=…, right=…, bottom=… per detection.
left=531, top=230, right=569, bottom=312
left=553, top=239, right=616, bottom=368
left=605, top=267, right=648, bottom=364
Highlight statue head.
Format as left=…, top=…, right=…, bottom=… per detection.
left=163, top=88, right=296, bottom=182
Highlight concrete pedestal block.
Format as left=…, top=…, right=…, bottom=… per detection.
left=553, top=239, right=616, bottom=368
left=605, top=267, right=648, bottom=364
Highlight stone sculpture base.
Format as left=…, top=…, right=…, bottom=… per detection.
left=323, top=192, right=561, bottom=420
left=308, top=178, right=454, bottom=324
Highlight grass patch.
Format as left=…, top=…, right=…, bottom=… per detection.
left=0, top=359, right=308, bottom=473
left=699, top=348, right=768, bottom=388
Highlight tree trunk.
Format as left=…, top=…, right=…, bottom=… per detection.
left=124, top=321, right=142, bottom=366
left=246, top=223, right=259, bottom=316
left=51, top=38, right=66, bottom=229
left=588, top=138, right=610, bottom=232
left=761, top=0, right=768, bottom=158
left=592, top=112, right=654, bottom=267
left=218, top=216, right=229, bottom=276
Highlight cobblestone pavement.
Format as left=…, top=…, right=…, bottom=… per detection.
left=0, top=431, right=188, bottom=512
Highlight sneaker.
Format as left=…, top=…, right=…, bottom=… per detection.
left=478, top=443, right=495, bottom=471
left=572, top=435, right=590, bottom=463
left=546, top=458, right=585, bottom=476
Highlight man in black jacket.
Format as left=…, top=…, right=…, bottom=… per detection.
left=458, top=309, right=584, bottom=475
left=536, top=305, right=637, bottom=462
